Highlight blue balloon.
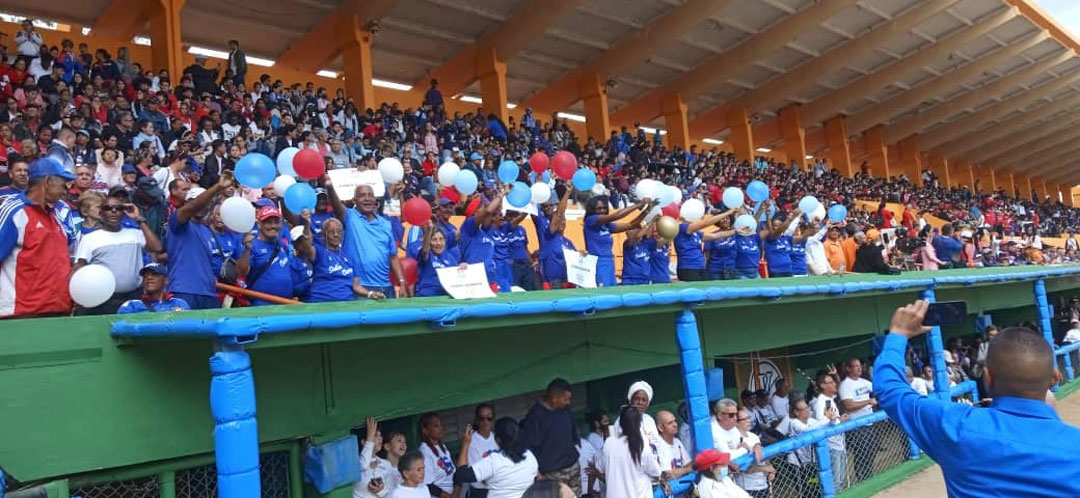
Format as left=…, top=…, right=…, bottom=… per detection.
left=235, top=153, right=276, bottom=189
left=498, top=160, right=519, bottom=184
left=572, top=168, right=596, bottom=191
left=508, top=182, right=531, bottom=208
left=828, top=204, right=848, bottom=222
left=542, top=171, right=552, bottom=183
left=284, top=183, right=317, bottom=213
left=755, top=201, right=777, bottom=223
left=747, top=180, right=769, bottom=203
left=454, top=169, right=479, bottom=195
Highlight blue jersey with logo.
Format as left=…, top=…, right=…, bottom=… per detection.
left=460, top=217, right=496, bottom=279
left=763, top=234, right=793, bottom=275
left=308, top=245, right=356, bottom=302
left=290, top=256, right=313, bottom=301
left=210, top=230, right=243, bottom=276
left=790, top=237, right=808, bottom=276
left=584, top=215, right=615, bottom=257
left=706, top=236, right=737, bottom=272
left=438, top=220, right=458, bottom=251
left=505, top=224, right=529, bottom=261
left=310, top=211, right=334, bottom=246
left=492, top=223, right=511, bottom=262
left=734, top=233, right=761, bottom=270
left=166, top=211, right=217, bottom=297
left=117, top=295, right=191, bottom=314
left=416, top=248, right=460, bottom=297
left=248, top=238, right=294, bottom=305
left=674, top=223, right=705, bottom=270
left=649, top=238, right=671, bottom=283
left=621, top=238, right=651, bottom=283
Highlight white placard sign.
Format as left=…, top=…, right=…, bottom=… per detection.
left=501, top=197, right=539, bottom=217
left=563, top=248, right=598, bottom=288
left=435, top=263, right=497, bottom=299
left=327, top=168, right=386, bottom=199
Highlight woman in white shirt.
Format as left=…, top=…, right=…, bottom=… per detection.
left=391, top=451, right=432, bottom=498
left=453, top=417, right=539, bottom=498
left=418, top=412, right=456, bottom=498
left=783, top=400, right=832, bottom=487
left=597, top=406, right=661, bottom=498
left=354, top=418, right=406, bottom=498
left=612, top=381, right=660, bottom=446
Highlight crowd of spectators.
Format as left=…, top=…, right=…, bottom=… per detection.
left=1, top=25, right=1079, bottom=318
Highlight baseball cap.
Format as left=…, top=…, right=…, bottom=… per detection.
left=470, top=152, right=482, bottom=161
left=136, top=176, right=164, bottom=198
left=315, top=187, right=328, bottom=196
left=28, top=158, right=75, bottom=181
left=121, top=163, right=137, bottom=174
left=436, top=197, right=453, bottom=206
left=693, top=449, right=730, bottom=471
left=289, top=225, right=306, bottom=242
left=257, top=205, right=282, bottom=221
left=140, top=262, right=168, bottom=277
left=185, top=187, right=206, bottom=201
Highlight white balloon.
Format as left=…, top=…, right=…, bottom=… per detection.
left=438, top=162, right=460, bottom=186
left=811, top=203, right=826, bottom=222
left=530, top=182, right=551, bottom=204
left=591, top=183, right=606, bottom=195
left=680, top=198, right=706, bottom=222
left=635, top=179, right=658, bottom=201
left=276, top=147, right=299, bottom=177
left=378, top=157, right=404, bottom=184
left=69, top=264, right=116, bottom=308
left=798, top=195, right=820, bottom=215
left=221, top=197, right=256, bottom=233
left=659, top=184, right=681, bottom=206
left=734, top=214, right=757, bottom=232
left=272, top=175, right=296, bottom=198
left=643, top=204, right=662, bottom=223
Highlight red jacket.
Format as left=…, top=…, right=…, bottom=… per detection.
left=0, top=194, right=73, bottom=317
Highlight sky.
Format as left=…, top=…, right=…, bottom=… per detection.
left=1037, top=0, right=1080, bottom=36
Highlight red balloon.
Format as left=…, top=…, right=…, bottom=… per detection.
left=293, top=149, right=325, bottom=180
left=552, top=151, right=577, bottom=179
left=529, top=152, right=549, bottom=174
left=401, top=257, right=419, bottom=286
left=402, top=197, right=432, bottom=226
left=661, top=203, right=680, bottom=218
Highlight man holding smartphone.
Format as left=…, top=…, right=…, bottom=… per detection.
left=875, top=300, right=1080, bottom=497
left=810, top=370, right=849, bottom=492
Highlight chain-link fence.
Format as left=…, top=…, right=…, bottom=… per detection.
left=834, top=419, right=909, bottom=492
left=70, top=476, right=160, bottom=498
left=175, top=450, right=291, bottom=498
left=732, top=448, right=823, bottom=498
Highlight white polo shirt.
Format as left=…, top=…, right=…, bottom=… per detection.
left=839, top=376, right=874, bottom=418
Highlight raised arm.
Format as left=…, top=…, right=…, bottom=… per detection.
left=296, top=210, right=316, bottom=262
left=687, top=207, right=737, bottom=234
left=325, top=175, right=347, bottom=221
left=611, top=200, right=651, bottom=234
left=178, top=170, right=233, bottom=224
left=625, top=217, right=655, bottom=245
left=475, top=191, right=504, bottom=228
left=596, top=199, right=647, bottom=226
left=550, top=186, right=573, bottom=234
left=767, top=208, right=801, bottom=240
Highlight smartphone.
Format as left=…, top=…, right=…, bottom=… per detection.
left=825, top=400, right=832, bottom=411
left=923, top=301, right=968, bottom=327
left=371, top=478, right=383, bottom=487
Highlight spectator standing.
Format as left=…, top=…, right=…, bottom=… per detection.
left=116, top=263, right=190, bottom=314
left=731, top=408, right=773, bottom=498
left=769, top=379, right=791, bottom=422
left=454, top=417, right=538, bottom=498
left=330, top=179, right=411, bottom=298
left=932, top=225, right=963, bottom=269
left=391, top=451, right=430, bottom=498
left=709, top=398, right=741, bottom=455
left=0, top=158, right=74, bottom=317
left=521, top=378, right=581, bottom=495
left=597, top=406, right=661, bottom=498
left=810, top=370, right=847, bottom=492
left=418, top=412, right=456, bottom=498
left=14, top=20, right=43, bottom=63
left=227, top=40, right=247, bottom=85
left=47, top=128, right=76, bottom=173
left=582, top=196, right=648, bottom=286
left=783, top=400, right=830, bottom=489
left=73, top=194, right=163, bottom=314
left=460, top=404, right=500, bottom=498
left=612, top=381, right=661, bottom=446
left=839, top=358, right=876, bottom=483
left=241, top=205, right=296, bottom=305
left=353, top=418, right=402, bottom=498
left=297, top=216, right=385, bottom=302
left=0, top=158, right=30, bottom=194
left=165, top=170, right=233, bottom=309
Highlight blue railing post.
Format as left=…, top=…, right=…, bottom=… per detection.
left=921, top=288, right=950, bottom=399
left=815, top=439, right=835, bottom=498
left=675, top=310, right=714, bottom=453
left=210, top=346, right=262, bottom=497
left=1035, top=279, right=1071, bottom=385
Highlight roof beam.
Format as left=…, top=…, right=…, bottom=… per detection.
left=1021, top=142, right=1080, bottom=181
left=965, top=115, right=1080, bottom=164
left=749, top=6, right=1019, bottom=145
left=916, top=72, right=1080, bottom=151
left=275, top=0, right=398, bottom=73
left=610, top=0, right=859, bottom=127
left=1005, top=127, right=1080, bottom=173
left=91, top=0, right=150, bottom=41
left=934, top=90, right=1080, bottom=159
left=983, top=120, right=1080, bottom=168
left=413, top=0, right=583, bottom=96
left=520, top=0, right=732, bottom=115
left=846, top=31, right=1049, bottom=138
left=883, top=49, right=1073, bottom=144
left=688, top=0, right=961, bottom=139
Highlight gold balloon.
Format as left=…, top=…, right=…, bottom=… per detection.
left=656, top=215, right=679, bottom=240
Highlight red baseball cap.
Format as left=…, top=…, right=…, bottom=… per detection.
left=693, top=449, right=730, bottom=471
left=257, top=205, right=282, bottom=221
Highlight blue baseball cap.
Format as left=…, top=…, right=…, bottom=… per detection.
left=140, top=262, right=168, bottom=276
left=470, top=152, right=482, bottom=161
left=121, top=163, right=137, bottom=174
left=29, top=158, right=75, bottom=181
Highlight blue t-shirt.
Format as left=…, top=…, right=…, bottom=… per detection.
left=533, top=212, right=577, bottom=281
left=505, top=224, right=529, bottom=261
left=674, top=223, right=705, bottom=270
left=405, top=238, right=423, bottom=260
left=310, top=211, right=334, bottom=246
left=248, top=238, right=294, bottom=305
left=790, top=238, right=808, bottom=276
left=460, top=217, right=496, bottom=279
left=166, top=212, right=217, bottom=297
left=533, top=213, right=553, bottom=255
left=706, top=236, right=737, bottom=273
left=438, top=220, right=458, bottom=251
left=117, top=296, right=191, bottom=314
left=621, top=238, right=651, bottom=282
left=492, top=223, right=511, bottom=263
left=933, top=235, right=963, bottom=262
left=734, top=233, right=761, bottom=270
left=763, top=234, right=793, bottom=275
left=648, top=238, right=671, bottom=283
left=416, top=248, right=461, bottom=297
left=308, top=245, right=356, bottom=303
left=342, top=210, right=397, bottom=287
left=584, top=215, right=615, bottom=258
left=210, top=230, right=243, bottom=276
left=291, top=256, right=313, bottom=301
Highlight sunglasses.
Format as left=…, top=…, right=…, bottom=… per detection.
left=721, top=412, right=737, bottom=418
left=101, top=205, right=126, bottom=213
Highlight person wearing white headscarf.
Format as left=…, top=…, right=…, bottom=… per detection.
left=611, top=381, right=661, bottom=447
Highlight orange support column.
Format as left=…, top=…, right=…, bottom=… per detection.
left=1032, top=177, right=1046, bottom=201
left=824, top=116, right=852, bottom=177
left=1048, top=183, right=1061, bottom=203
left=662, top=94, right=690, bottom=150
left=779, top=104, right=807, bottom=170
left=929, top=153, right=950, bottom=187
left=729, top=107, right=756, bottom=163
left=998, top=171, right=1014, bottom=196
left=977, top=165, right=996, bottom=194
left=144, top=0, right=185, bottom=80
left=864, top=126, right=890, bottom=179
left=952, top=160, right=975, bottom=190
left=338, top=15, right=375, bottom=111
left=580, top=73, right=610, bottom=142
left=1069, top=186, right=1080, bottom=207
left=898, top=136, right=923, bottom=186
left=476, top=48, right=509, bottom=125
left=1015, top=175, right=1031, bottom=200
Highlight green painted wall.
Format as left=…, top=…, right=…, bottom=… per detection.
left=3, top=267, right=1079, bottom=483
